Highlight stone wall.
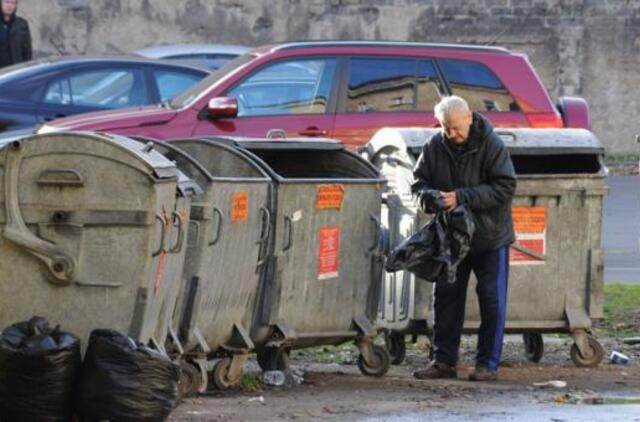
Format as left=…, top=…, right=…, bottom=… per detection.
left=18, top=0, right=640, bottom=154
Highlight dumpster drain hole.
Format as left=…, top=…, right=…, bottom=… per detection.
left=52, top=211, right=67, bottom=223
left=52, top=261, right=66, bottom=274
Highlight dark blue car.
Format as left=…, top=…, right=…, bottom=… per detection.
left=0, top=57, right=210, bottom=132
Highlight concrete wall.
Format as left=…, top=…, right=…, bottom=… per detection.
left=18, top=0, right=640, bottom=154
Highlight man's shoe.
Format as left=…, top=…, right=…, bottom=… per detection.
left=413, top=361, right=457, bottom=380
left=468, top=366, right=497, bottom=381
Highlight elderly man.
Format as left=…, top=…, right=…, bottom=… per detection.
left=0, top=0, right=31, bottom=68
left=412, top=95, right=516, bottom=381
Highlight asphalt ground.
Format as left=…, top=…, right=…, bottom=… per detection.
left=603, top=175, right=640, bottom=284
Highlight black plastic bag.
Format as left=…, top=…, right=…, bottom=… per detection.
left=76, top=329, right=179, bottom=422
left=0, top=316, right=81, bottom=422
left=385, top=205, right=475, bottom=283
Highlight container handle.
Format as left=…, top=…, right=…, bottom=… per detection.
left=169, top=211, right=185, bottom=253
left=2, top=140, right=76, bottom=284
left=152, top=213, right=167, bottom=257
left=256, top=207, right=271, bottom=267
left=282, top=215, right=293, bottom=252
left=36, top=168, right=84, bottom=187
left=208, top=207, right=223, bottom=246
left=258, top=207, right=271, bottom=244
left=368, top=214, right=381, bottom=252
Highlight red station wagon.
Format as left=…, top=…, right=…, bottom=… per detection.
left=38, top=41, right=591, bottom=148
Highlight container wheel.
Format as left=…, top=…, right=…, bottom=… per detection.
left=178, top=362, right=204, bottom=399
left=357, top=344, right=390, bottom=377
left=257, top=347, right=290, bottom=372
left=570, top=336, right=604, bottom=368
left=523, top=333, right=544, bottom=363
left=384, top=332, right=407, bottom=365
left=210, top=358, right=242, bottom=390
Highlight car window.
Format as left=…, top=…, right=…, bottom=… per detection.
left=227, top=58, right=337, bottom=117
left=170, top=53, right=256, bottom=109
left=0, top=76, right=43, bottom=102
left=153, top=70, right=203, bottom=102
left=438, top=59, right=520, bottom=112
left=347, top=58, right=419, bottom=113
left=416, top=60, right=444, bottom=111
left=43, top=69, right=148, bottom=108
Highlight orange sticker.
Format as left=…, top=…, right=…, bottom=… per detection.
left=512, top=207, right=546, bottom=233
left=316, top=184, right=344, bottom=210
left=231, top=192, right=249, bottom=222
left=318, top=226, right=340, bottom=280
left=510, top=207, right=546, bottom=265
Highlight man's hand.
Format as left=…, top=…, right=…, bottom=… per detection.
left=440, top=191, right=458, bottom=212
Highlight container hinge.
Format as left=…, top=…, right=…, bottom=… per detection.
left=3, top=140, right=76, bottom=285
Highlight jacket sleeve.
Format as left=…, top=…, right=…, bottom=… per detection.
left=411, top=141, right=441, bottom=213
left=23, top=22, right=32, bottom=61
left=455, top=135, right=516, bottom=211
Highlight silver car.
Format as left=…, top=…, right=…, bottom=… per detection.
left=135, top=43, right=249, bottom=70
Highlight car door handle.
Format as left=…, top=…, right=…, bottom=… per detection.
left=298, top=127, right=328, bottom=137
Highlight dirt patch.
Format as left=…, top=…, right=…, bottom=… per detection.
left=170, top=336, right=640, bottom=421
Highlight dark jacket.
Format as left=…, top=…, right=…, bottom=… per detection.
left=412, top=112, right=516, bottom=253
left=0, top=14, right=31, bottom=66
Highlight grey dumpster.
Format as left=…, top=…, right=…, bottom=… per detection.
left=0, top=132, right=195, bottom=349
left=147, top=137, right=273, bottom=392
left=200, top=137, right=391, bottom=377
left=366, top=128, right=608, bottom=367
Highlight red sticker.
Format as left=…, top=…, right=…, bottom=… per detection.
left=510, top=207, right=546, bottom=265
left=154, top=206, right=171, bottom=296
left=318, top=226, right=340, bottom=280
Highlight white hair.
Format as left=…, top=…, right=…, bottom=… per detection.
left=434, top=95, right=470, bottom=122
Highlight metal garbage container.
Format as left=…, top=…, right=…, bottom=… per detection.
left=0, top=132, right=196, bottom=350
left=144, top=137, right=273, bottom=392
left=197, top=137, right=391, bottom=377
left=366, top=127, right=608, bottom=367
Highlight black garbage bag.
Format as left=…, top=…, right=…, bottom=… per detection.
left=76, top=329, right=179, bottom=422
left=0, top=316, right=81, bottom=422
left=385, top=205, right=475, bottom=283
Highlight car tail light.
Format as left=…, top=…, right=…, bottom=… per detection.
left=526, top=113, right=564, bottom=128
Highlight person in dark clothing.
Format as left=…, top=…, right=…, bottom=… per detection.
left=412, top=95, right=517, bottom=381
left=0, top=0, right=31, bottom=68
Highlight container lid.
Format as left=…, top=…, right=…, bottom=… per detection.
left=0, top=132, right=183, bottom=181
left=192, top=136, right=382, bottom=181
left=96, top=133, right=181, bottom=179
left=205, top=136, right=345, bottom=151
left=374, top=127, right=604, bottom=156
left=496, top=129, right=604, bottom=156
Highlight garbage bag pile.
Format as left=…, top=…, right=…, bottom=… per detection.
left=0, top=318, right=179, bottom=422
left=0, top=317, right=81, bottom=422
left=77, top=329, right=179, bottom=421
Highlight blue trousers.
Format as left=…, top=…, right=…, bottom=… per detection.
left=432, top=246, right=509, bottom=370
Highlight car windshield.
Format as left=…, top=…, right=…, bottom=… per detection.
left=169, top=53, right=256, bottom=109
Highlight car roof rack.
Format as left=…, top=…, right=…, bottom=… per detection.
left=271, top=40, right=511, bottom=54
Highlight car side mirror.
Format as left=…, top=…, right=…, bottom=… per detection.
left=207, top=97, right=238, bottom=119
